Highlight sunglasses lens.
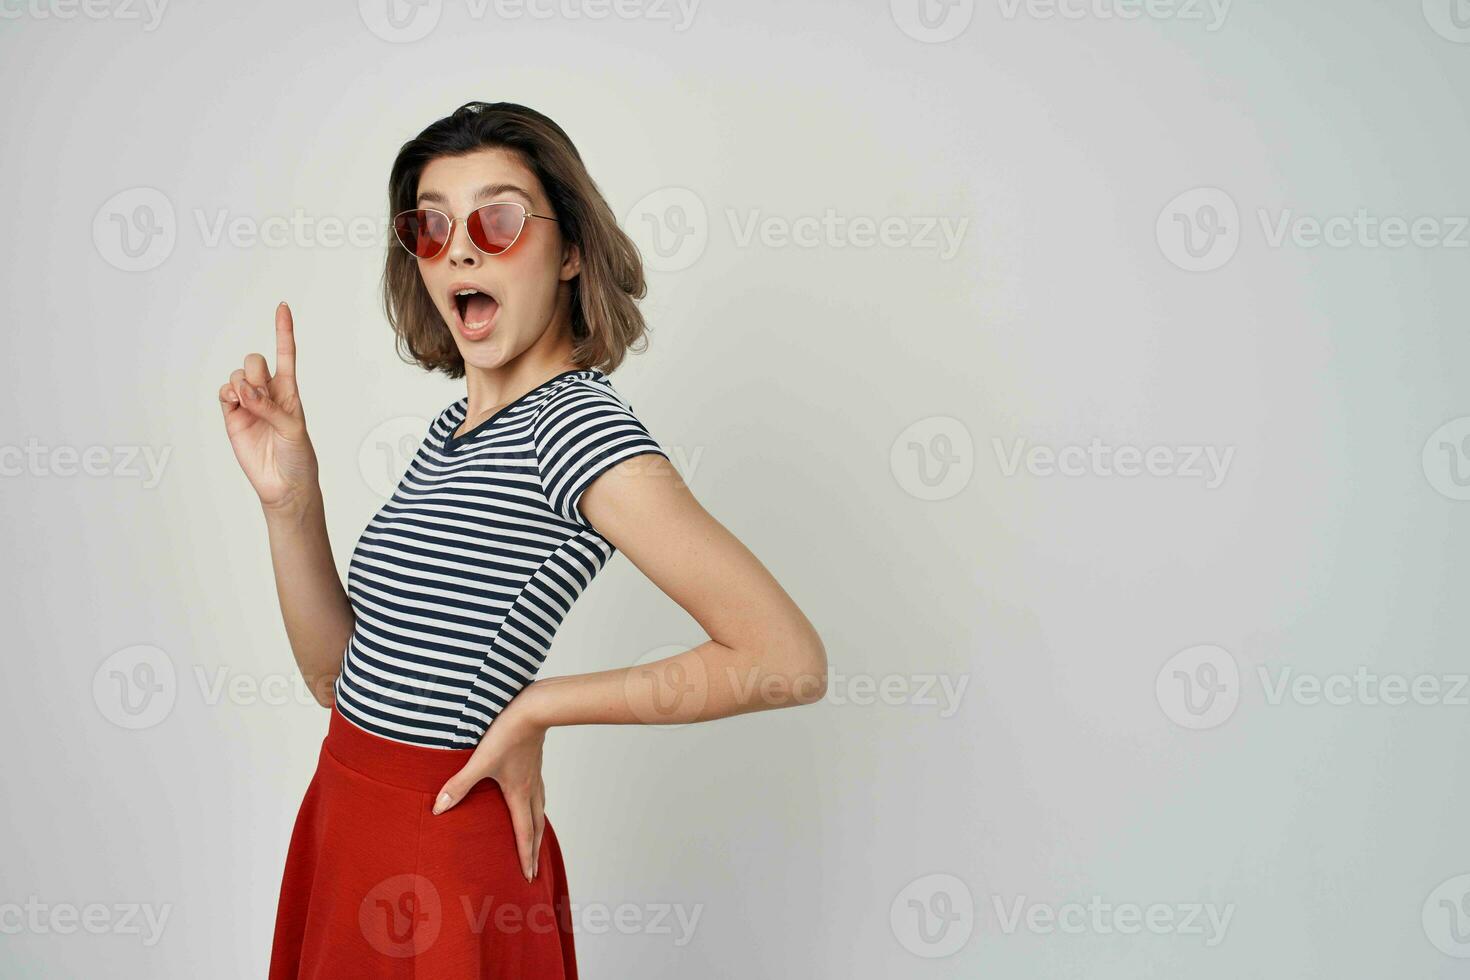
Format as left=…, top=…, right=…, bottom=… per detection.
left=466, top=203, right=526, bottom=255
left=393, top=210, right=450, bottom=258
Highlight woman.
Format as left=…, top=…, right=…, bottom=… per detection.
left=217, top=101, right=827, bottom=978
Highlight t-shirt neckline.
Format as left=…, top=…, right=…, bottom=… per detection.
left=442, top=367, right=602, bottom=451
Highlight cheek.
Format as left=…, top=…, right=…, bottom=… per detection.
left=510, top=241, right=558, bottom=278
left=504, top=248, right=563, bottom=309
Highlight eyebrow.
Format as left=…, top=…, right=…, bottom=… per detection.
left=416, top=183, right=536, bottom=207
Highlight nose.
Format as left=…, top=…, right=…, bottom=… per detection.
left=446, top=217, right=480, bottom=268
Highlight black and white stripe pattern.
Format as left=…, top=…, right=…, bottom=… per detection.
left=333, top=368, right=667, bottom=748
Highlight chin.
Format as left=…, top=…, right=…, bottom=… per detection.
left=457, top=344, right=509, bottom=370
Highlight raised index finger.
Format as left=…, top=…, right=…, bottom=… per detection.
left=275, top=301, right=297, bottom=381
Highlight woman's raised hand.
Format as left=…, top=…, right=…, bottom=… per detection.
left=218, top=302, right=320, bottom=512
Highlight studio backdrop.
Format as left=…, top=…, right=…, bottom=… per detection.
left=3, top=0, right=1469, bottom=976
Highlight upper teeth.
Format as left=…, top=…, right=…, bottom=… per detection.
left=456, top=289, right=479, bottom=296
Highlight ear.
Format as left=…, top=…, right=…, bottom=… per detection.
left=559, top=241, right=581, bottom=282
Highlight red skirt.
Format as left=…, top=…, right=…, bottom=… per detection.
left=269, top=705, right=577, bottom=979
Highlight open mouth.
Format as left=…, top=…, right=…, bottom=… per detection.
left=452, top=287, right=499, bottom=331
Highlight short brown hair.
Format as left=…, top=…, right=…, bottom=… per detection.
left=383, top=102, right=650, bottom=377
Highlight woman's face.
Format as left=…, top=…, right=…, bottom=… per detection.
left=413, top=148, right=579, bottom=372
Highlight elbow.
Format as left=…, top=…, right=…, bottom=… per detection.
left=733, top=619, right=827, bottom=710
left=306, top=672, right=339, bottom=710
left=789, top=668, right=827, bottom=706
left=778, top=627, right=828, bottom=707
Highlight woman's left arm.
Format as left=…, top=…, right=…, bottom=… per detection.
left=523, top=450, right=829, bottom=726
left=430, top=452, right=828, bottom=877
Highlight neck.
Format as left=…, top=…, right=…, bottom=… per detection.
left=461, top=326, right=581, bottom=419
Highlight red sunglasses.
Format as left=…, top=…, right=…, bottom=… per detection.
left=392, top=202, right=558, bottom=259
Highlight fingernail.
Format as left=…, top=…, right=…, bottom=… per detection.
left=225, top=390, right=239, bottom=404
left=241, top=384, right=256, bottom=400
left=278, top=301, right=287, bottom=308
left=433, top=792, right=451, bottom=815
left=254, top=386, right=266, bottom=399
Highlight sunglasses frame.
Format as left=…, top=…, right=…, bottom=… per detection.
left=392, top=201, right=558, bottom=259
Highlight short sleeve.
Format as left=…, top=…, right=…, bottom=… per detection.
left=532, top=380, right=668, bottom=527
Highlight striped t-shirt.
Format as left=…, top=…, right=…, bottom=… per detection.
left=332, top=367, right=667, bottom=748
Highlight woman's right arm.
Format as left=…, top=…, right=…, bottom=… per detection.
left=218, top=302, right=353, bottom=707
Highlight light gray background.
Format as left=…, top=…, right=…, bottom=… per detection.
left=3, top=0, right=1470, bottom=976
